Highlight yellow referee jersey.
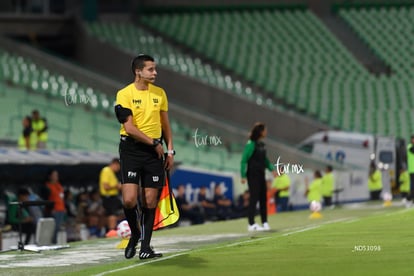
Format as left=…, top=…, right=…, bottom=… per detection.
left=116, top=83, right=168, bottom=139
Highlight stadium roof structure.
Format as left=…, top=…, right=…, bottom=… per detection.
left=0, top=148, right=115, bottom=165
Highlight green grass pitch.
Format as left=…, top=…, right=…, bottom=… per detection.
left=1, top=202, right=413, bottom=276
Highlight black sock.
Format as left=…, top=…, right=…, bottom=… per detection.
left=123, top=205, right=140, bottom=239
left=140, top=207, right=156, bottom=250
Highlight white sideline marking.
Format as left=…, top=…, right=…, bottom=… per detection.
left=281, top=225, right=321, bottom=236
left=93, top=253, right=188, bottom=276
left=93, top=237, right=273, bottom=276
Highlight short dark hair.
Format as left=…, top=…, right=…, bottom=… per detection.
left=111, top=158, right=120, bottom=164
left=326, top=165, right=333, bottom=172
left=131, top=54, right=154, bottom=76
left=249, top=122, right=266, bottom=141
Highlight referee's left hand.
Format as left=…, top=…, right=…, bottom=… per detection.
left=164, top=154, right=174, bottom=170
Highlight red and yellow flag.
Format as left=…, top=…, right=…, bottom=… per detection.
left=153, top=171, right=179, bottom=230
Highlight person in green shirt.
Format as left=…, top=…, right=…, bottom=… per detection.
left=272, top=171, right=290, bottom=212
left=305, top=170, right=323, bottom=203
left=321, top=165, right=335, bottom=207
left=241, top=122, right=275, bottom=231
left=368, top=162, right=382, bottom=200
left=399, top=166, right=410, bottom=202
left=7, top=188, right=36, bottom=245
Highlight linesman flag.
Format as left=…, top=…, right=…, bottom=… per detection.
left=153, top=170, right=179, bottom=230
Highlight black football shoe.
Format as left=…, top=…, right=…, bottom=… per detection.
left=139, top=247, right=163, bottom=260
left=124, top=235, right=139, bottom=259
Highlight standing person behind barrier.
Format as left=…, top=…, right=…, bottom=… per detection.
left=18, top=115, right=37, bottom=150
left=240, top=122, right=276, bottom=231
left=399, top=166, right=410, bottom=203
left=41, top=169, right=66, bottom=244
left=99, top=158, right=122, bottom=237
left=321, top=165, right=335, bottom=207
left=368, top=162, right=382, bottom=200
left=305, top=170, right=323, bottom=204
left=31, top=110, right=48, bottom=149
left=115, top=54, right=174, bottom=260
left=272, top=170, right=291, bottom=212
left=407, top=135, right=414, bottom=202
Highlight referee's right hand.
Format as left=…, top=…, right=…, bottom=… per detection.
left=155, top=143, right=164, bottom=159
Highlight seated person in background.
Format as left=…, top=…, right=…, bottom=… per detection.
left=235, top=190, right=250, bottom=218
left=7, top=188, right=36, bottom=245
left=213, top=185, right=235, bottom=220
left=75, top=191, right=89, bottom=226
left=175, top=185, right=204, bottom=225
left=197, top=186, right=217, bottom=220
left=87, top=189, right=105, bottom=238
left=64, top=189, right=81, bottom=242
left=27, top=187, right=44, bottom=224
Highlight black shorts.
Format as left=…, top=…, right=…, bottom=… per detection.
left=119, top=137, right=165, bottom=189
left=102, top=196, right=122, bottom=216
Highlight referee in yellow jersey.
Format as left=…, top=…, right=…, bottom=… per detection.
left=115, top=54, right=174, bottom=260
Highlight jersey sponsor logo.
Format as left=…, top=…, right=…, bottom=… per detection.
left=132, top=99, right=142, bottom=107
left=152, top=98, right=159, bottom=104
left=128, top=171, right=137, bottom=178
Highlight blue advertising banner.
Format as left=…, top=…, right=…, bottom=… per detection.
left=170, top=168, right=234, bottom=203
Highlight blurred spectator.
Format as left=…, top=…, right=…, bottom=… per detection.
left=368, top=162, right=382, bottom=200
left=31, top=109, right=48, bottom=149
left=322, top=165, right=335, bottom=207
left=75, top=191, right=89, bottom=225
left=213, top=185, right=235, bottom=220
left=87, top=189, right=105, bottom=238
left=27, top=187, right=44, bottom=224
left=41, top=169, right=66, bottom=244
left=273, top=171, right=291, bottom=212
left=235, top=190, right=250, bottom=218
left=305, top=170, right=323, bottom=204
left=175, top=185, right=204, bottom=225
left=198, top=186, right=217, bottom=220
left=99, top=158, right=122, bottom=237
left=407, top=135, right=414, bottom=202
left=399, top=166, right=410, bottom=203
left=7, top=187, right=36, bottom=245
left=64, top=190, right=80, bottom=242
left=18, top=115, right=36, bottom=150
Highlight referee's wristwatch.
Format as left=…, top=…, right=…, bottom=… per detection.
left=167, top=149, right=176, bottom=156
left=152, top=138, right=161, bottom=147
